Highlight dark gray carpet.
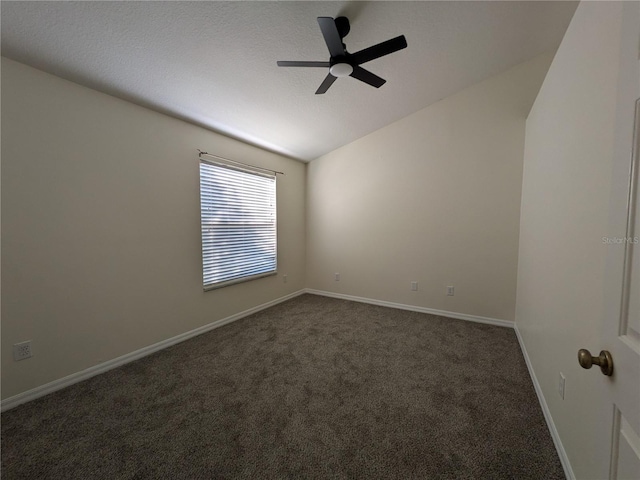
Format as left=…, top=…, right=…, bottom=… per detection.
left=1, top=294, right=564, bottom=479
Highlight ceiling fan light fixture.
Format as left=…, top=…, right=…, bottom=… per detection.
left=329, top=63, right=353, bottom=77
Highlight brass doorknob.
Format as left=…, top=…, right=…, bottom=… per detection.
left=578, top=349, right=614, bottom=376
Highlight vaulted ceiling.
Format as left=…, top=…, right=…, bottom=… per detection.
left=1, top=1, right=577, bottom=161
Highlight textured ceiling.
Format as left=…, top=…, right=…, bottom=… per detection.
left=1, top=1, right=577, bottom=162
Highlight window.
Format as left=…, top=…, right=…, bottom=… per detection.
left=199, top=159, right=277, bottom=290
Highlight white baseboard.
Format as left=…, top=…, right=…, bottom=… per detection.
left=514, top=325, right=574, bottom=480
left=304, top=288, right=514, bottom=328
left=1, top=289, right=306, bottom=412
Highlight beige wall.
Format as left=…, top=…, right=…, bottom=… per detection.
left=516, top=2, right=632, bottom=478
left=306, top=53, right=553, bottom=321
left=1, top=58, right=306, bottom=400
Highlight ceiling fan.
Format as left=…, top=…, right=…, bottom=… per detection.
left=277, top=16, right=407, bottom=95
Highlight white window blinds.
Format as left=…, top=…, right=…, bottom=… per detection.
left=199, top=160, right=277, bottom=290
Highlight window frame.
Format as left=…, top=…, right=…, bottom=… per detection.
left=199, top=158, right=277, bottom=291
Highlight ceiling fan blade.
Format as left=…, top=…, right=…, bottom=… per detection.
left=350, top=35, right=407, bottom=65
left=349, top=65, right=386, bottom=88
left=315, top=73, right=337, bottom=94
left=277, top=61, right=331, bottom=67
left=317, top=17, right=345, bottom=57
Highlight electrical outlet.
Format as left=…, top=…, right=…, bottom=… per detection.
left=283, top=274, right=288, bottom=283
left=447, top=286, right=455, bottom=296
left=411, top=281, right=418, bottom=291
left=334, top=273, right=340, bottom=281
left=558, top=372, right=565, bottom=400
left=13, top=341, right=33, bottom=361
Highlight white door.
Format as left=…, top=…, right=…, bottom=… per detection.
left=595, top=3, right=640, bottom=478
left=603, top=100, right=640, bottom=480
